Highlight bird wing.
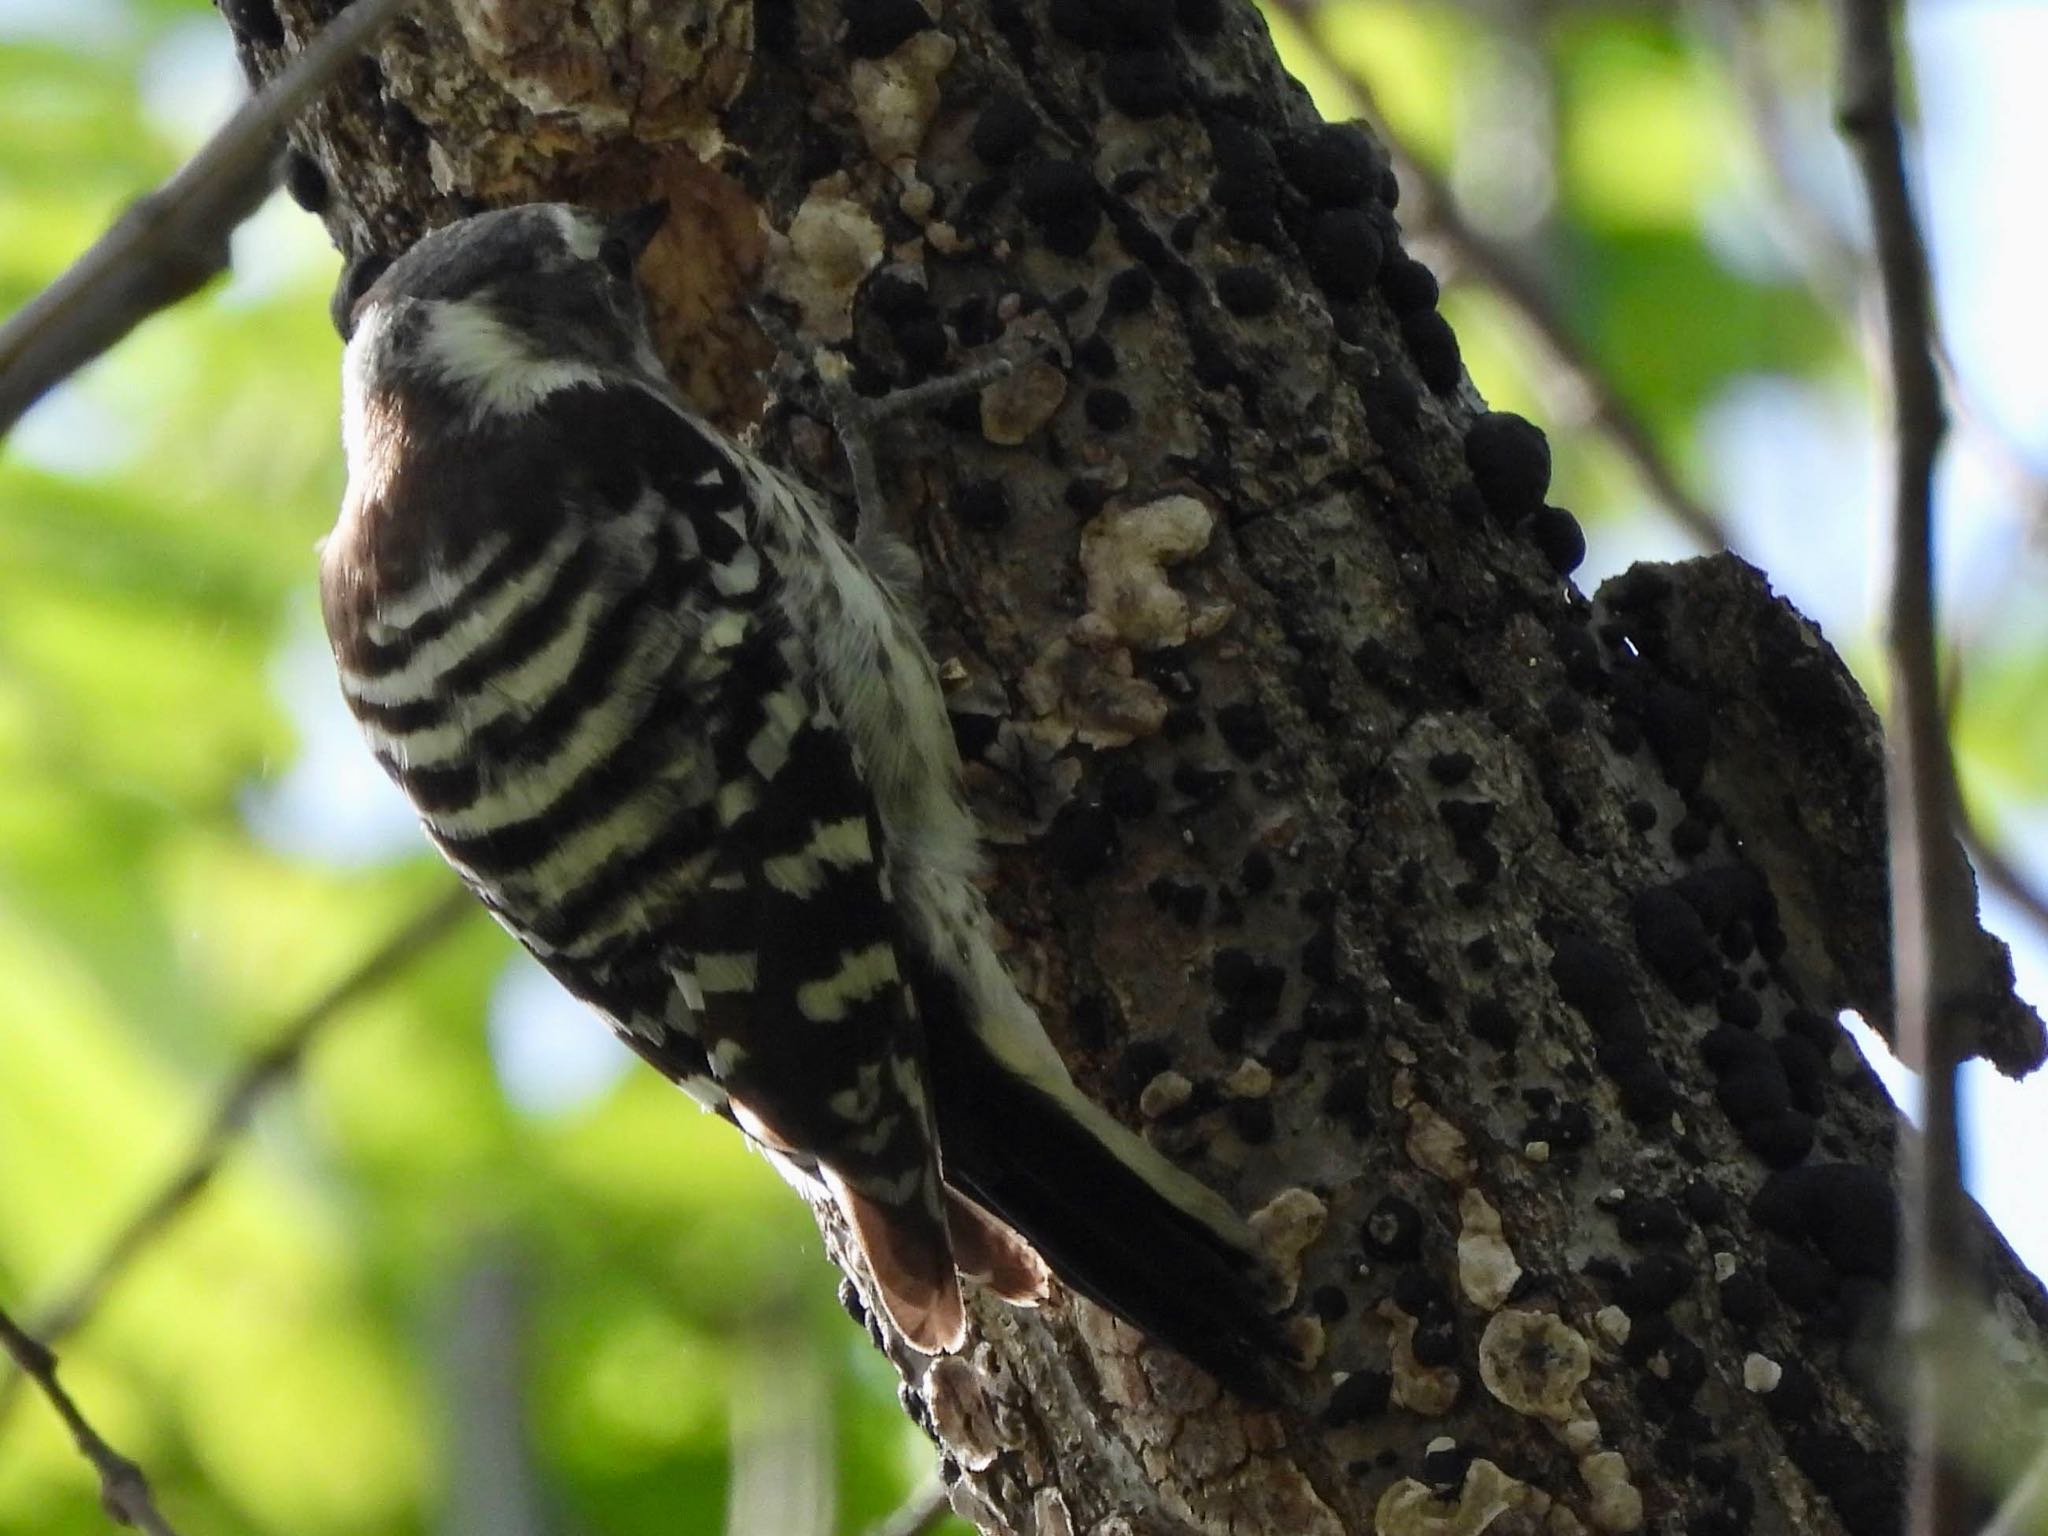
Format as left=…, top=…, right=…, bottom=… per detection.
left=630, top=392, right=962, bottom=1355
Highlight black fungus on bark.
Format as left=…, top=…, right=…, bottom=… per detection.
left=1303, top=208, right=1384, bottom=302
left=1215, top=264, right=1281, bottom=317
left=972, top=94, right=1037, bottom=166
left=220, top=0, right=284, bottom=47
left=1017, top=161, right=1102, bottom=257
left=1277, top=122, right=1383, bottom=208
left=1464, top=411, right=1552, bottom=521
left=1102, top=49, right=1181, bottom=117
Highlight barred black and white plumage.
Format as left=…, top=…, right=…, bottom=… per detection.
left=321, top=202, right=1283, bottom=1395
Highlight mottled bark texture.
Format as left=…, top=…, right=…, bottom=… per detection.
left=234, top=2, right=2048, bottom=1532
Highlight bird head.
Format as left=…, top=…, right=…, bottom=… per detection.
left=344, top=202, right=672, bottom=420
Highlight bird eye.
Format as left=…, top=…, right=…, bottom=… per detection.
left=599, top=236, right=636, bottom=280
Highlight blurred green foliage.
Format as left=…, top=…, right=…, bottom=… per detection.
left=0, top=1, right=2039, bottom=1533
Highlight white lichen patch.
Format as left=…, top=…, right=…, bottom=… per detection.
left=1742, top=1353, right=1783, bottom=1394
left=1380, top=1300, right=1461, bottom=1416
left=1076, top=494, right=1219, bottom=651
left=1556, top=1416, right=1602, bottom=1457
left=1225, top=1058, right=1274, bottom=1100
left=1139, top=1069, right=1195, bottom=1119
left=981, top=356, right=1068, bottom=445
left=1250, top=1188, right=1327, bottom=1305
left=1456, top=1190, right=1522, bottom=1312
left=1397, top=1078, right=1475, bottom=1184
left=1285, top=1313, right=1327, bottom=1370
left=1577, top=1451, right=1643, bottom=1533
left=765, top=180, right=883, bottom=340
left=1373, top=1458, right=1530, bottom=1536
left=1018, top=634, right=1169, bottom=748
left=1592, top=1306, right=1630, bottom=1347
left=1477, top=1309, right=1591, bottom=1423
left=850, top=29, right=957, bottom=166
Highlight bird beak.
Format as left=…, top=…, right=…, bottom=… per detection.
left=608, top=201, right=669, bottom=261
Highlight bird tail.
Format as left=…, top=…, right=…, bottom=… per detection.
left=923, top=993, right=1286, bottom=1401
left=828, top=1168, right=966, bottom=1356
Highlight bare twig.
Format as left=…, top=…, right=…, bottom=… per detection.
left=440, top=1243, right=551, bottom=1536
left=1831, top=4, right=1972, bottom=1533
left=1713, top=0, right=2048, bottom=543
left=0, top=887, right=474, bottom=1425
left=724, top=1309, right=832, bottom=1536
left=0, top=0, right=420, bottom=438
left=865, top=1482, right=953, bottom=1536
left=1268, top=0, right=1732, bottom=552
left=0, top=1300, right=184, bottom=1535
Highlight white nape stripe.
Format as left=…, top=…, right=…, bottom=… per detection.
left=340, top=305, right=399, bottom=504
left=795, top=943, right=897, bottom=1023
left=422, top=301, right=606, bottom=419
left=342, top=528, right=585, bottom=706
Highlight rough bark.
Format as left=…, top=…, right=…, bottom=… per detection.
left=232, top=2, right=2048, bottom=1532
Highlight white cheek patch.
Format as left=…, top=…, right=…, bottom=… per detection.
left=421, top=301, right=604, bottom=419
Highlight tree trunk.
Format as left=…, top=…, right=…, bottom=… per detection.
left=233, top=2, right=2048, bottom=1531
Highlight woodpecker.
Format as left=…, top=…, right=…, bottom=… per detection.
left=322, top=202, right=1283, bottom=1395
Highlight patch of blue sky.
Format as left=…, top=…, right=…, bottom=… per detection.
left=488, top=956, right=634, bottom=1117
left=241, top=618, right=422, bottom=867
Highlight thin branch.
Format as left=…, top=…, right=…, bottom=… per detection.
left=0, top=0, right=420, bottom=438
left=1712, top=0, right=2048, bottom=544
left=724, top=1309, right=833, bottom=1536
left=0, top=1301, right=183, bottom=1535
left=440, top=1243, right=552, bottom=1536
left=865, top=1482, right=953, bottom=1536
left=0, top=887, right=475, bottom=1425
left=1268, top=0, right=1732, bottom=552
left=1831, top=4, right=1971, bottom=1535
